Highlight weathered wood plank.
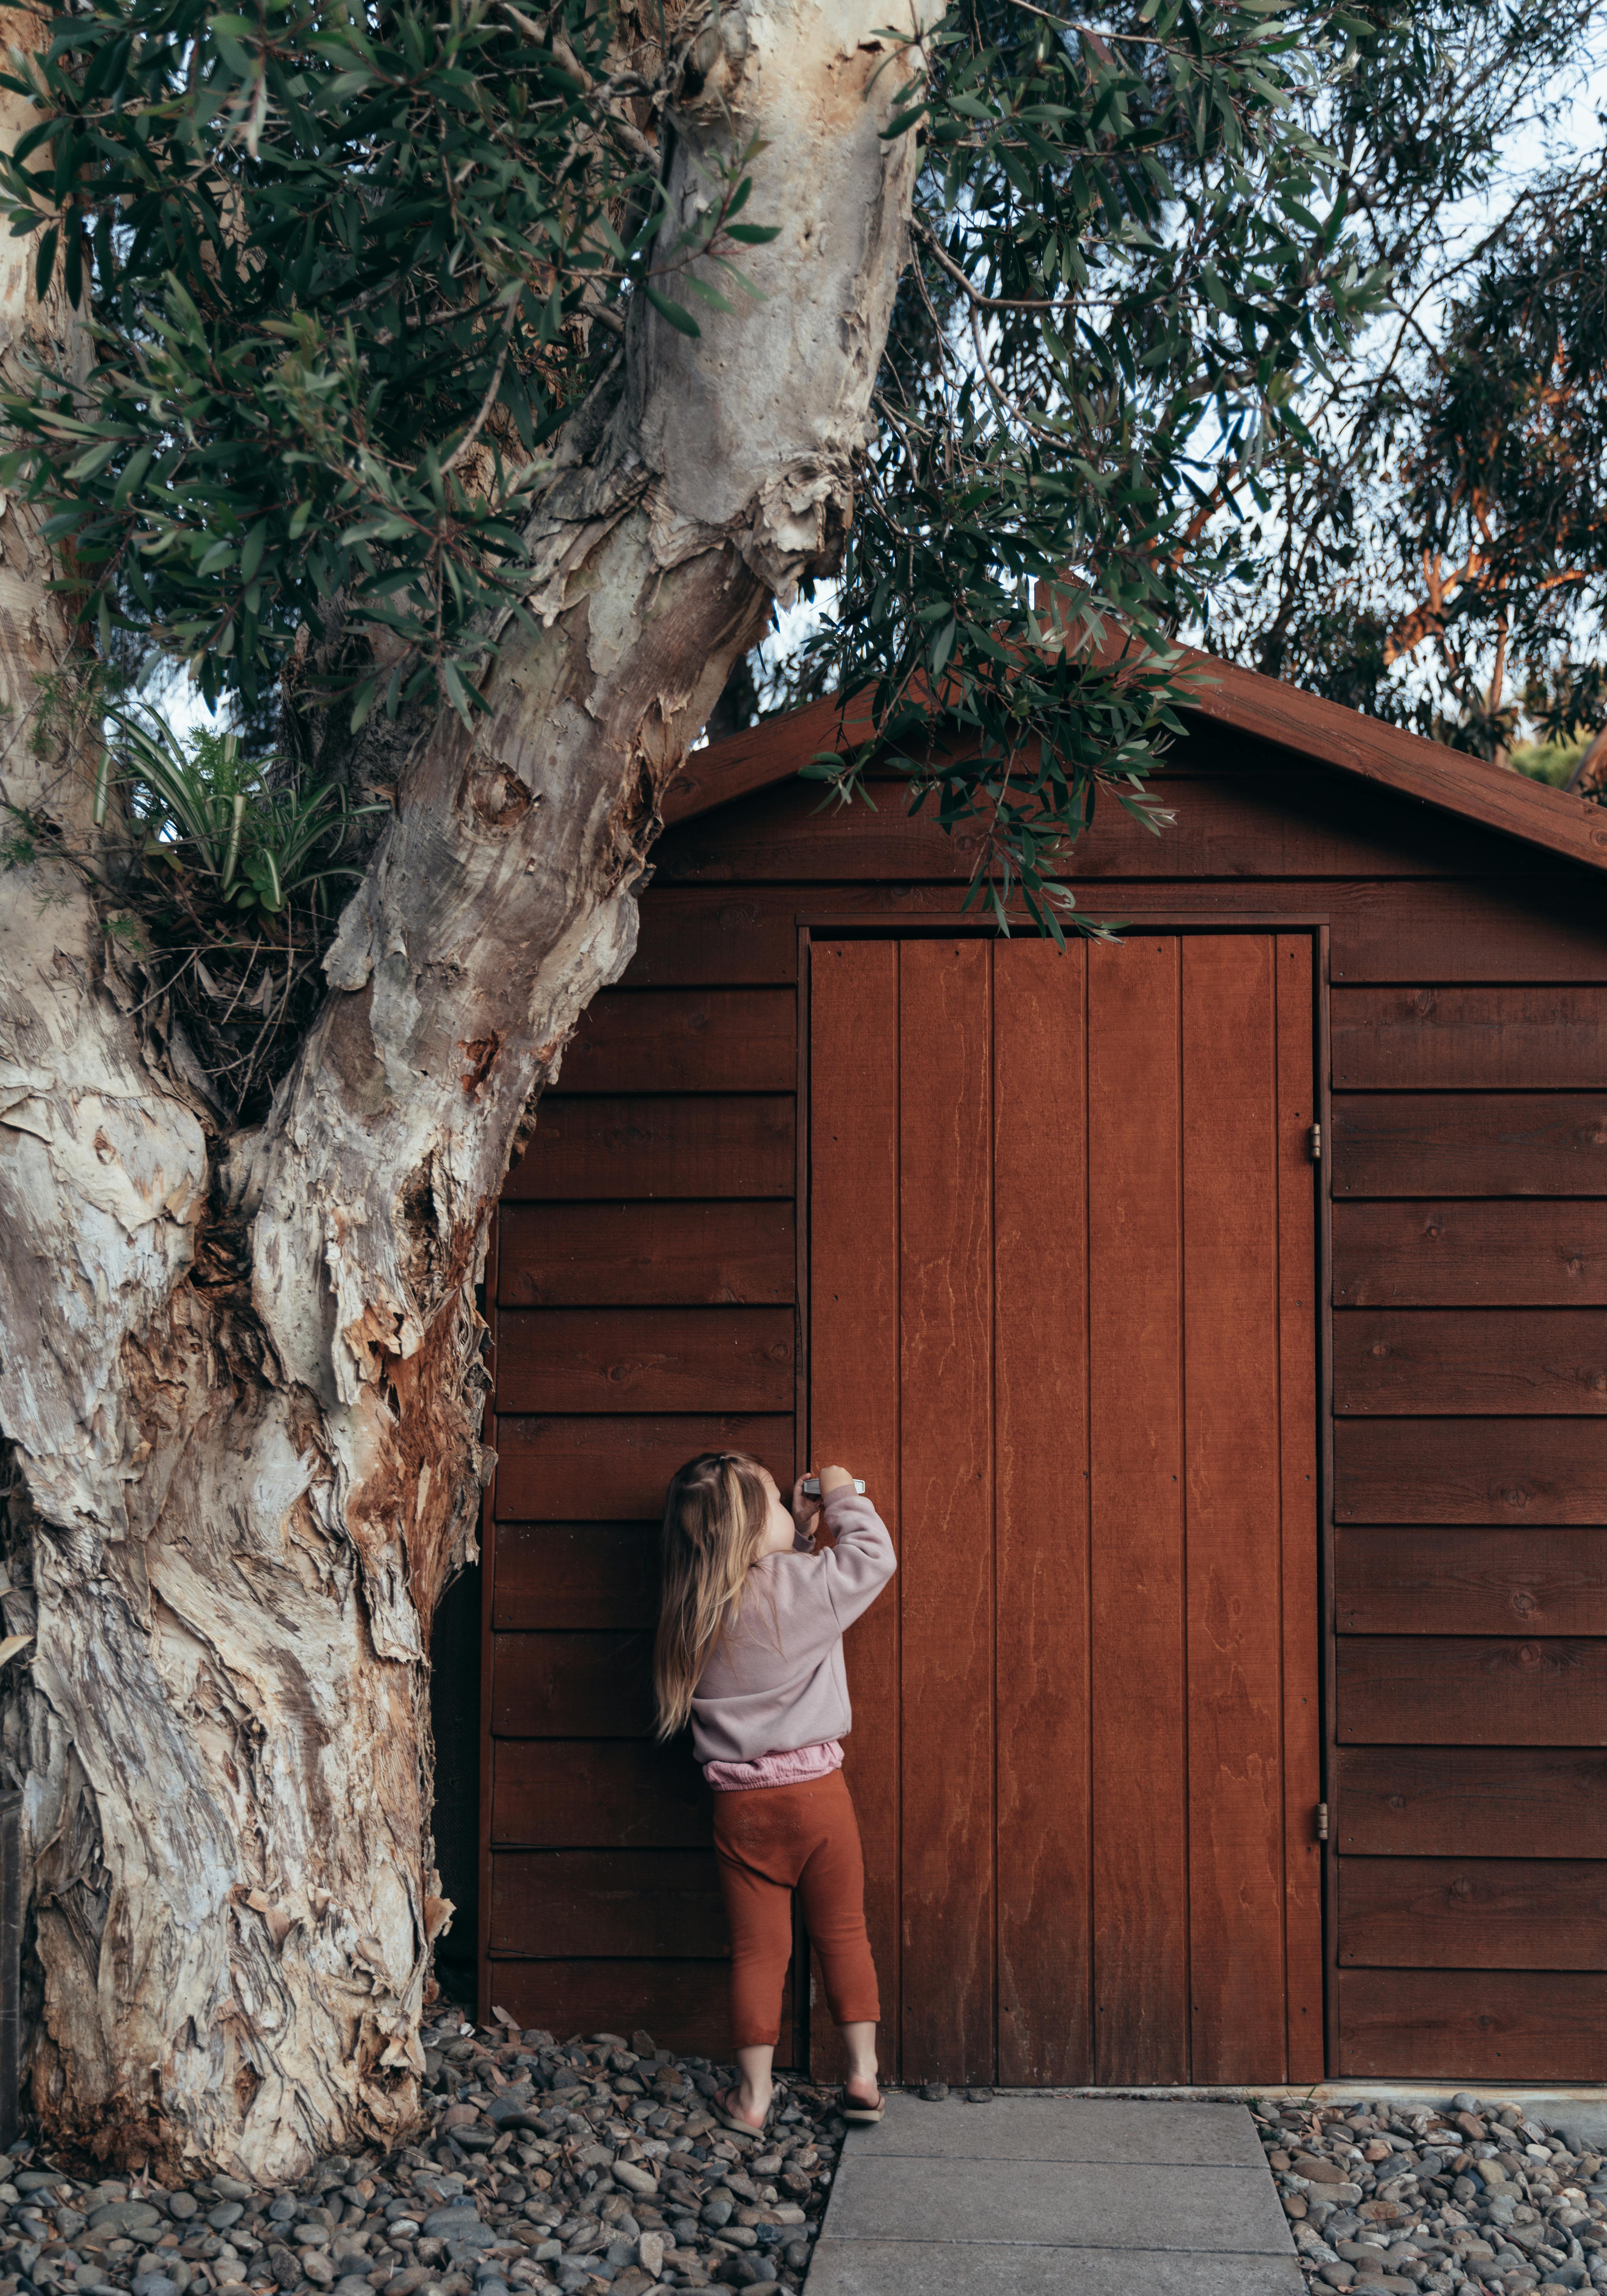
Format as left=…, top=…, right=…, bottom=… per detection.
left=1339, top=1856, right=1607, bottom=1970
left=491, top=1631, right=654, bottom=1737
left=1088, top=935, right=1189, bottom=2085
left=492, top=1523, right=658, bottom=1630
left=558, top=990, right=796, bottom=1094
left=504, top=1096, right=794, bottom=1201
left=1332, top=986, right=1607, bottom=1090
left=1276, top=933, right=1324, bottom=2083
left=1336, top=1528, right=1607, bottom=1637
left=653, top=773, right=1501, bottom=887
left=1339, top=1969, right=1607, bottom=2081
left=492, top=1740, right=711, bottom=1848
left=1335, top=1745, right=1607, bottom=1857
left=498, top=1202, right=795, bottom=1308
left=1334, top=1417, right=1607, bottom=1523
left=1335, top=1310, right=1607, bottom=1415
left=495, top=1414, right=794, bottom=1521
left=489, top=1850, right=726, bottom=1958
left=898, top=939, right=994, bottom=2085
left=1182, top=934, right=1286, bottom=2084
left=1338, top=1636, right=1607, bottom=1745
left=994, top=938, right=1091, bottom=2086
left=1332, top=1095, right=1607, bottom=1199
left=1334, top=1202, right=1607, bottom=1307
left=495, top=1307, right=794, bottom=1413
left=1328, top=878, right=1607, bottom=984
left=808, top=938, right=902, bottom=2083
left=627, top=893, right=802, bottom=986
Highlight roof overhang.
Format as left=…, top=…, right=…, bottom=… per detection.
left=662, top=647, right=1607, bottom=877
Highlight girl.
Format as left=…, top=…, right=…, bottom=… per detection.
left=653, top=1452, right=896, bottom=2138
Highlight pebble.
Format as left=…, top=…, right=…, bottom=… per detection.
left=1257, top=2092, right=1607, bottom=2296
left=0, top=2005, right=849, bottom=2296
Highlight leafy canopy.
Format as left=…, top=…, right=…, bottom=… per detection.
left=0, top=0, right=1398, bottom=929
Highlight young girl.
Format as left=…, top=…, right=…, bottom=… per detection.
left=653, top=1452, right=896, bottom=2137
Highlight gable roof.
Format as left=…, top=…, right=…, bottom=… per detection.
left=663, top=646, right=1607, bottom=877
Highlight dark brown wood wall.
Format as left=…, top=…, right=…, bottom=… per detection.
left=481, top=723, right=1607, bottom=2081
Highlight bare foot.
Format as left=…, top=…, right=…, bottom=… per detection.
left=715, top=2083, right=769, bottom=2133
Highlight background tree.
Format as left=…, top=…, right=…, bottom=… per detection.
left=0, top=0, right=1393, bottom=2173
left=1194, top=2, right=1607, bottom=775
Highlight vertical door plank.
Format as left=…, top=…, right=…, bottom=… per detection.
left=808, top=942, right=901, bottom=2081
left=1088, top=938, right=1189, bottom=2084
left=1182, top=936, right=1286, bottom=2082
left=994, top=942, right=1092, bottom=2084
left=1277, top=935, right=1324, bottom=2081
left=899, top=939, right=995, bottom=2083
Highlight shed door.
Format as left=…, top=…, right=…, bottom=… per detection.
left=808, top=933, right=1324, bottom=2087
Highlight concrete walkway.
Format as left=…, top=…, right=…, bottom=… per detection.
left=805, top=2093, right=1305, bottom=2295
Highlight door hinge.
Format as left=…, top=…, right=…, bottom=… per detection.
left=1315, top=1802, right=1329, bottom=1841
left=1307, top=1122, right=1322, bottom=1162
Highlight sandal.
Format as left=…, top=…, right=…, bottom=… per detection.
left=841, top=2086, right=885, bottom=2124
left=712, top=2085, right=770, bottom=2139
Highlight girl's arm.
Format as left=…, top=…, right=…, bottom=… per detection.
left=817, top=1486, right=896, bottom=1628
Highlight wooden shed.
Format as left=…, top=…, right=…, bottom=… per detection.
left=475, top=654, right=1607, bottom=2092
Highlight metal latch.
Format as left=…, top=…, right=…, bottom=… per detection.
left=1316, top=1802, right=1329, bottom=1841
left=1308, top=1122, right=1322, bottom=1162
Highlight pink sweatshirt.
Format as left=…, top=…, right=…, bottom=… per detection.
left=689, top=1489, right=897, bottom=1766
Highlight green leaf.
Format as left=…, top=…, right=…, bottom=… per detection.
left=645, top=284, right=701, bottom=337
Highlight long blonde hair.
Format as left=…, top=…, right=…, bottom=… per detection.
left=653, top=1451, right=771, bottom=1739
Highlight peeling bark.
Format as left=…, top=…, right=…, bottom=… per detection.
left=0, top=0, right=926, bottom=2176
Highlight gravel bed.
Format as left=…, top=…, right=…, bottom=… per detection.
left=1255, top=2092, right=1607, bottom=2294
left=0, top=2011, right=848, bottom=2296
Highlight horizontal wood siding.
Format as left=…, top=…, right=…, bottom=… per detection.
left=484, top=976, right=801, bottom=2062
left=1328, top=947, right=1607, bottom=2078
left=480, top=714, right=1607, bottom=2085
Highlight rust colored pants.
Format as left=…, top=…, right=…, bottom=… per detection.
left=712, top=1770, right=881, bottom=2049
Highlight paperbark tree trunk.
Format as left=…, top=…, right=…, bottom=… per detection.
left=0, top=0, right=926, bottom=2180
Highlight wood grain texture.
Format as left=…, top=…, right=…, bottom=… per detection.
left=492, top=1523, right=659, bottom=1630
left=1338, top=1857, right=1607, bottom=1969
left=1338, top=1969, right=1607, bottom=2081
left=495, top=1414, right=794, bottom=1521
left=993, top=940, right=1091, bottom=2085
left=484, top=1959, right=794, bottom=2063
left=492, top=1740, right=711, bottom=1848
left=489, top=1850, right=726, bottom=1957
left=1329, top=878, right=1607, bottom=984
left=652, top=772, right=1503, bottom=888
left=503, top=1095, right=793, bottom=1201
left=807, top=939, right=901, bottom=2083
left=491, top=1631, right=654, bottom=1737
left=898, top=938, right=994, bottom=2085
left=1181, top=935, right=1286, bottom=2083
left=628, top=892, right=801, bottom=986
left=1334, top=1417, right=1607, bottom=1524
left=1335, top=1745, right=1607, bottom=1857
left=498, top=1201, right=795, bottom=1307
left=618, top=877, right=1607, bottom=986
left=1088, top=936, right=1189, bottom=2085
left=1335, top=1310, right=1607, bottom=1416
left=1332, top=1094, right=1607, bottom=1199
left=558, top=990, right=796, bottom=1093
left=1334, top=1201, right=1607, bottom=1307
left=1275, top=934, right=1323, bottom=2083
left=1336, top=1528, right=1607, bottom=1637
left=495, top=1307, right=794, bottom=1413
left=1332, top=985, right=1607, bottom=1090
left=1339, top=1636, right=1607, bottom=1745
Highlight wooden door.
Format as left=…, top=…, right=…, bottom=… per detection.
left=808, top=932, right=1324, bottom=2087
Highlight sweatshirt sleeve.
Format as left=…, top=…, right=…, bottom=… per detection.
left=817, top=1489, right=897, bottom=1629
